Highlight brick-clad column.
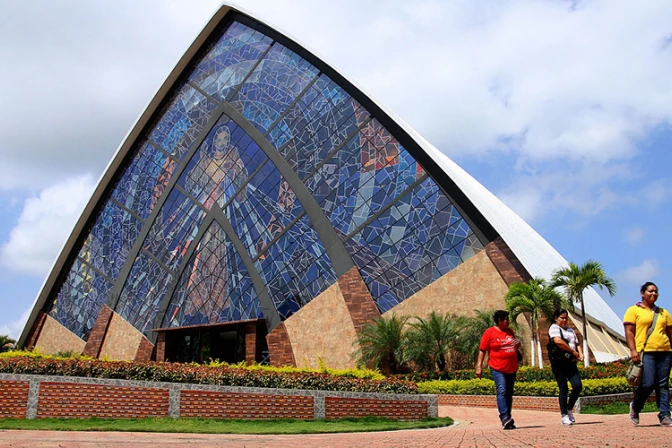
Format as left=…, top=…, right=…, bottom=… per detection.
left=24, top=311, right=48, bottom=350
left=485, top=237, right=531, bottom=286
left=135, top=336, right=155, bottom=362
left=337, top=267, right=381, bottom=333
left=83, top=304, right=114, bottom=358
left=266, top=322, right=296, bottom=367
left=155, top=332, right=166, bottom=362
left=245, top=322, right=257, bottom=364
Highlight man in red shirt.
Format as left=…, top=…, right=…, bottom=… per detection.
left=476, top=309, right=521, bottom=429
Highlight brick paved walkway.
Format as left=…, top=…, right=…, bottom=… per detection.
left=0, top=406, right=669, bottom=447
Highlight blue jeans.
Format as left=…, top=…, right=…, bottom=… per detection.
left=633, top=352, right=671, bottom=420
left=491, top=368, right=516, bottom=422
left=551, top=361, right=582, bottom=415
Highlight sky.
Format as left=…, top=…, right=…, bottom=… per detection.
left=1, top=0, right=671, bottom=340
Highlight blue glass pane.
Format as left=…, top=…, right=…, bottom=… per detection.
left=143, top=188, right=207, bottom=270
left=111, top=142, right=177, bottom=220
left=50, top=259, right=113, bottom=339
left=163, top=221, right=262, bottom=328
left=254, top=215, right=336, bottom=319
left=230, top=43, right=320, bottom=136
left=189, top=22, right=273, bottom=102
left=78, top=201, right=143, bottom=281
left=149, top=84, right=218, bottom=160
left=116, top=251, right=173, bottom=334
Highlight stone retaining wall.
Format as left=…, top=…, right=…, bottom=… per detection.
left=0, top=373, right=437, bottom=421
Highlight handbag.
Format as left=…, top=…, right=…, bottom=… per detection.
left=626, top=308, right=660, bottom=387
left=547, top=327, right=575, bottom=365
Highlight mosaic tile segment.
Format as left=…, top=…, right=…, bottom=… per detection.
left=162, top=221, right=262, bottom=328
left=49, top=260, right=113, bottom=339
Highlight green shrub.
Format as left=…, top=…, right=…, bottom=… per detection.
left=0, top=355, right=415, bottom=394
left=418, top=376, right=631, bottom=396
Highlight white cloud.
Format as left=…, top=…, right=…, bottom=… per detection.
left=624, top=227, right=644, bottom=246
left=0, top=305, right=32, bottom=340
left=0, top=175, right=96, bottom=277
left=617, top=259, right=661, bottom=284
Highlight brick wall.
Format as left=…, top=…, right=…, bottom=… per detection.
left=37, top=382, right=169, bottom=418
left=438, top=394, right=559, bottom=412
left=325, top=397, right=427, bottom=421
left=0, top=374, right=436, bottom=420
left=0, top=380, right=29, bottom=418
left=181, top=391, right=313, bottom=419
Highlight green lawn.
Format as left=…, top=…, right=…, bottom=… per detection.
left=581, top=402, right=658, bottom=415
left=0, top=416, right=453, bottom=434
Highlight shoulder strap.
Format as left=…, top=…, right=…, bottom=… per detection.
left=643, top=307, right=660, bottom=351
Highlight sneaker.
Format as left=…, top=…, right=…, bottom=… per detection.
left=567, top=410, right=575, bottom=423
left=629, top=402, right=639, bottom=426
left=561, top=414, right=573, bottom=425
left=502, top=416, right=515, bottom=430
left=660, top=416, right=672, bottom=427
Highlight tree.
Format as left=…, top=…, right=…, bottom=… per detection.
left=354, top=314, right=409, bottom=374
left=551, top=260, right=617, bottom=367
left=452, top=309, right=495, bottom=370
left=404, top=311, right=458, bottom=371
left=0, top=335, right=16, bottom=353
left=505, top=278, right=567, bottom=367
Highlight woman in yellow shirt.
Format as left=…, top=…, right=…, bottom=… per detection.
left=623, top=282, right=672, bottom=426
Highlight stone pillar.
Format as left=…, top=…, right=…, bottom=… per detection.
left=266, top=322, right=296, bottom=366
left=155, top=332, right=166, bottom=362
left=337, top=267, right=381, bottom=333
left=485, top=237, right=531, bottom=286
left=245, top=322, right=257, bottom=364
left=82, top=305, right=114, bottom=358
left=24, top=311, right=48, bottom=351
left=135, top=337, right=155, bottom=362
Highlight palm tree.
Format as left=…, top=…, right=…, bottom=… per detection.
left=353, top=314, right=409, bottom=374
left=505, top=278, right=567, bottom=367
left=454, top=309, right=496, bottom=369
left=404, top=311, right=459, bottom=371
left=551, top=260, right=617, bottom=367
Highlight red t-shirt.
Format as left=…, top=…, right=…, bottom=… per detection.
left=479, top=326, right=518, bottom=374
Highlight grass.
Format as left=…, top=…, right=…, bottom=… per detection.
left=581, top=401, right=658, bottom=415
left=0, top=416, right=453, bottom=434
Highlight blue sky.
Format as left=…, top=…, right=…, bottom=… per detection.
left=1, top=0, right=670, bottom=339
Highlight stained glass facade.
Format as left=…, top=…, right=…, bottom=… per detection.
left=44, top=15, right=485, bottom=342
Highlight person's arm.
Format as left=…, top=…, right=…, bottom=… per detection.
left=475, top=349, right=486, bottom=379
left=552, top=336, right=581, bottom=360
left=624, top=324, right=639, bottom=363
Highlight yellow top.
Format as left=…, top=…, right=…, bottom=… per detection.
left=623, top=304, right=672, bottom=352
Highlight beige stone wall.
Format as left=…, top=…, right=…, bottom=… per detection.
left=98, top=313, right=144, bottom=361
left=34, top=315, right=86, bottom=355
left=383, top=250, right=510, bottom=319
left=283, top=281, right=360, bottom=369
left=382, top=250, right=532, bottom=363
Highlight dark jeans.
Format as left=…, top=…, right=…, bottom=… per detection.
left=633, top=351, right=671, bottom=420
left=491, top=368, right=516, bottom=422
left=551, top=361, right=582, bottom=415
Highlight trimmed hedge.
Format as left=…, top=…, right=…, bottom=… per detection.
left=403, top=359, right=631, bottom=382
left=418, top=377, right=631, bottom=396
left=0, top=356, right=416, bottom=394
